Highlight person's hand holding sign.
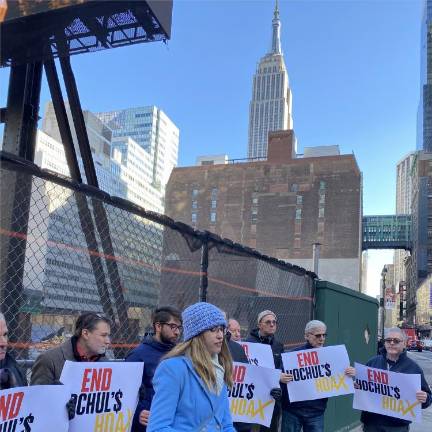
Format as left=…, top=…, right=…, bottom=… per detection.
left=279, top=372, right=293, bottom=384
left=345, top=366, right=356, bottom=378
left=416, top=390, right=428, bottom=404
left=139, top=409, right=150, bottom=426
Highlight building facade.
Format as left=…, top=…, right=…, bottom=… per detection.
left=406, top=151, right=432, bottom=323
left=393, top=152, right=415, bottom=306
left=165, top=130, right=362, bottom=290
left=417, top=0, right=432, bottom=152
left=247, top=1, right=293, bottom=159
left=96, top=106, right=179, bottom=199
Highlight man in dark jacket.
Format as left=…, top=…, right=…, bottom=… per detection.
left=0, top=313, right=27, bottom=389
left=360, top=327, right=431, bottom=432
left=31, top=312, right=111, bottom=385
left=125, top=306, right=182, bottom=432
left=247, top=310, right=290, bottom=432
left=281, top=320, right=355, bottom=432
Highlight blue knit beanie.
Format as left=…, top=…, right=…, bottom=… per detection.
left=182, top=302, right=226, bottom=341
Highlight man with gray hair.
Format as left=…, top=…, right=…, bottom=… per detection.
left=247, top=310, right=290, bottom=431
left=360, top=327, right=431, bottom=432
left=0, top=312, right=27, bottom=389
left=281, top=320, right=355, bottom=432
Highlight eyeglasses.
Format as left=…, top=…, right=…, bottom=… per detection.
left=160, top=322, right=183, bottom=332
left=311, top=333, right=327, bottom=338
left=384, top=338, right=402, bottom=345
left=263, top=320, right=277, bottom=326
left=209, top=326, right=227, bottom=335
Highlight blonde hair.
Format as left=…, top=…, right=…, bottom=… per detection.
left=165, top=333, right=233, bottom=390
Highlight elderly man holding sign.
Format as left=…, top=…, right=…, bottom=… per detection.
left=281, top=320, right=355, bottom=432
left=357, top=327, right=431, bottom=432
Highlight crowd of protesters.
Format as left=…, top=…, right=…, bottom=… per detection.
left=0, top=305, right=431, bottom=432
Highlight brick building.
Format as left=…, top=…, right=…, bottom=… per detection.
left=164, top=130, right=362, bottom=290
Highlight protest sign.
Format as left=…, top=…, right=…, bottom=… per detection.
left=228, top=362, right=281, bottom=427
left=353, top=362, right=422, bottom=423
left=60, top=361, right=143, bottom=432
left=240, top=342, right=275, bottom=368
left=0, top=385, right=69, bottom=432
left=282, top=344, right=354, bottom=402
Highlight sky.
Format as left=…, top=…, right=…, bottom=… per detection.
left=0, top=0, right=424, bottom=297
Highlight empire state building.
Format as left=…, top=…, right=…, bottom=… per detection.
left=247, top=1, right=293, bottom=159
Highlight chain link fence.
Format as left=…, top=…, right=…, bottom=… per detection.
left=1, top=151, right=315, bottom=363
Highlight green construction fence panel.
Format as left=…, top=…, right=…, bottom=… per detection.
left=315, top=280, right=378, bottom=432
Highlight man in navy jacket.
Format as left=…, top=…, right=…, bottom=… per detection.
left=360, top=327, right=431, bottom=432
left=281, top=320, right=355, bottom=432
left=126, top=306, right=182, bottom=432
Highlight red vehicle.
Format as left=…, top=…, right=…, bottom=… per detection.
left=407, top=339, right=424, bottom=352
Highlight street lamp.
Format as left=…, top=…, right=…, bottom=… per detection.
left=380, top=266, right=388, bottom=341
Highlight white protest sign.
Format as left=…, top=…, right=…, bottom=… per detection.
left=240, top=342, right=275, bottom=368
left=228, top=362, right=281, bottom=427
left=353, top=362, right=422, bottom=423
left=282, top=344, right=354, bottom=402
left=60, top=361, right=143, bottom=432
left=0, top=385, right=69, bottom=432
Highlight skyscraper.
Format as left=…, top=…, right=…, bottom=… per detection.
left=247, top=1, right=293, bottom=159
left=96, top=106, right=179, bottom=195
left=417, top=0, right=432, bottom=151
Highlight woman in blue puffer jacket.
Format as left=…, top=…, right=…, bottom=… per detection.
left=147, top=302, right=235, bottom=432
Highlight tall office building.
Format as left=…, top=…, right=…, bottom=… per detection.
left=417, top=0, right=432, bottom=151
left=247, top=1, right=293, bottom=159
left=96, top=106, right=179, bottom=197
left=393, top=152, right=415, bottom=317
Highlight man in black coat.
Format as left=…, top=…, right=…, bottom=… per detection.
left=247, top=310, right=290, bottom=432
left=0, top=313, right=27, bottom=389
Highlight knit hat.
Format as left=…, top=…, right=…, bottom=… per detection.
left=182, top=302, right=226, bottom=341
left=257, top=310, right=277, bottom=325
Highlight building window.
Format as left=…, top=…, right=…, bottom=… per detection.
left=252, top=197, right=258, bottom=205
left=296, top=195, right=303, bottom=205
left=211, top=200, right=217, bottom=209
left=319, top=208, right=325, bottom=218
left=210, top=212, right=217, bottom=223
left=291, top=183, right=299, bottom=192
left=191, top=212, right=197, bottom=224
left=319, top=194, right=325, bottom=204
left=192, top=200, right=198, bottom=209
left=211, top=187, right=218, bottom=199
left=192, top=188, right=198, bottom=197
left=319, top=180, right=326, bottom=190
left=295, top=208, right=302, bottom=220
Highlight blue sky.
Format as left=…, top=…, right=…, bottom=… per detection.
left=0, top=0, right=423, bottom=296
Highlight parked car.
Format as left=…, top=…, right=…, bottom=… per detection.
left=422, top=339, right=432, bottom=351
left=407, top=339, right=424, bottom=352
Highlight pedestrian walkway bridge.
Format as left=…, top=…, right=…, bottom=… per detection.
left=362, top=215, right=412, bottom=251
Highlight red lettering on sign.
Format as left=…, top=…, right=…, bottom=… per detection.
left=0, top=392, right=24, bottom=421
left=297, top=351, right=319, bottom=367
left=367, top=369, right=389, bottom=384
left=81, top=368, right=112, bottom=392
left=241, top=344, right=249, bottom=356
left=232, top=365, right=246, bottom=383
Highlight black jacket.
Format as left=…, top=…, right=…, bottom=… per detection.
left=125, top=337, right=175, bottom=432
left=361, top=350, right=432, bottom=427
left=0, top=352, right=27, bottom=389
left=281, top=342, right=328, bottom=417
left=227, top=337, right=251, bottom=432
left=246, top=328, right=284, bottom=369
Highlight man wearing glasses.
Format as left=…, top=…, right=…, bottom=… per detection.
left=126, top=306, right=182, bottom=432
left=360, top=327, right=431, bottom=432
left=247, top=310, right=289, bottom=431
left=281, top=320, right=355, bottom=432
